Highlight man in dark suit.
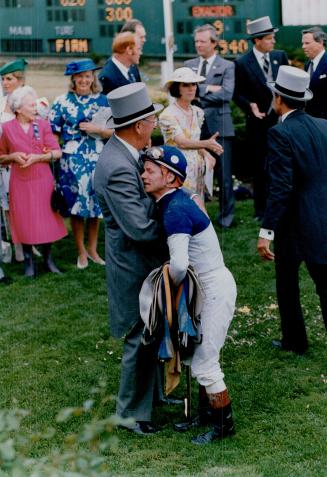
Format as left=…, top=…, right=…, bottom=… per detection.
left=94, top=83, right=165, bottom=434
left=185, top=24, right=235, bottom=229
left=257, top=66, right=327, bottom=355
left=302, top=26, right=327, bottom=119
left=99, top=32, right=141, bottom=95
left=234, top=16, right=288, bottom=220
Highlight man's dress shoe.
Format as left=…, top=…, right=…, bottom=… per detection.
left=159, top=397, right=184, bottom=406
left=0, top=276, right=12, bottom=285
left=272, top=339, right=306, bottom=355
left=121, top=421, right=158, bottom=436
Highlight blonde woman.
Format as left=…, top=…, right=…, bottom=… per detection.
left=50, top=59, right=112, bottom=269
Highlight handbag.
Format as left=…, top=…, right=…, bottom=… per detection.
left=31, top=121, right=70, bottom=218
left=50, top=160, right=70, bottom=218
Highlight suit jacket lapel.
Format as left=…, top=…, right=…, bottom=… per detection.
left=110, top=59, right=129, bottom=85
left=187, top=58, right=200, bottom=73
left=270, top=52, right=280, bottom=81
left=248, top=50, right=267, bottom=84
left=312, top=52, right=327, bottom=82
left=206, top=55, right=224, bottom=81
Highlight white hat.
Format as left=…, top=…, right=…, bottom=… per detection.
left=165, top=67, right=205, bottom=89
left=247, top=16, right=278, bottom=38
left=268, top=65, right=313, bottom=101
left=107, top=82, right=163, bottom=129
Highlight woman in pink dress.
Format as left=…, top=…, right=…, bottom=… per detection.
left=0, top=86, right=67, bottom=278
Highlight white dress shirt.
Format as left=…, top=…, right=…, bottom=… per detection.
left=111, top=56, right=130, bottom=80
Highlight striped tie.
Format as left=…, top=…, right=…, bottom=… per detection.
left=308, top=61, right=314, bottom=79
left=128, top=68, right=136, bottom=83
left=263, top=54, right=269, bottom=76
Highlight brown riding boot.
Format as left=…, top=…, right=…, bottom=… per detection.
left=191, top=389, right=235, bottom=445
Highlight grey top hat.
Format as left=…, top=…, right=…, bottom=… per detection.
left=268, top=65, right=313, bottom=101
left=107, top=82, right=163, bottom=129
left=247, top=16, right=278, bottom=38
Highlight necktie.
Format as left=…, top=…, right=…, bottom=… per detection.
left=200, top=59, right=208, bottom=77
left=308, top=61, right=314, bottom=79
left=137, top=154, right=144, bottom=174
left=263, top=54, right=269, bottom=76
left=128, top=68, right=136, bottom=83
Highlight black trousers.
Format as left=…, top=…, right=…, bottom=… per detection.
left=275, top=237, right=327, bottom=353
left=214, top=138, right=235, bottom=228
left=200, top=121, right=235, bottom=227
left=246, top=113, right=277, bottom=218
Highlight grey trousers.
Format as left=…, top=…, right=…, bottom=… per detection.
left=116, top=318, right=159, bottom=421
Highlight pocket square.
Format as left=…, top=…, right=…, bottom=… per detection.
left=273, top=60, right=278, bottom=65
left=319, top=74, right=326, bottom=79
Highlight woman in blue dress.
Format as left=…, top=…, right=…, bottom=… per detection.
left=50, top=59, right=112, bottom=269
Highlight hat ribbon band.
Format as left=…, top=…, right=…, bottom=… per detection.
left=113, top=104, right=155, bottom=125
left=274, top=83, right=305, bottom=98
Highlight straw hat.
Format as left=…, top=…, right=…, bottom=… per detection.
left=165, top=67, right=205, bottom=89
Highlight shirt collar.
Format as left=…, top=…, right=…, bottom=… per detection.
left=281, top=109, right=296, bottom=122
left=198, top=53, right=216, bottom=73
left=114, top=134, right=140, bottom=162
left=312, top=49, right=325, bottom=70
left=253, top=46, right=268, bottom=64
left=156, top=189, right=177, bottom=203
left=112, top=56, right=130, bottom=79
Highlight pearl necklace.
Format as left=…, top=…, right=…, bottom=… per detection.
left=74, top=92, right=92, bottom=105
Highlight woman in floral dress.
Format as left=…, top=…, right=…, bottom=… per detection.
left=159, top=67, right=222, bottom=199
left=50, top=59, right=112, bottom=269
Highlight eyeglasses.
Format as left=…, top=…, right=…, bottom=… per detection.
left=141, top=117, right=158, bottom=126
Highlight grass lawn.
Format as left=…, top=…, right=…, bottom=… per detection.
left=0, top=199, right=326, bottom=476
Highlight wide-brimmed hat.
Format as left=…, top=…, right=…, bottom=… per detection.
left=64, top=58, right=101, bottom=76
left=106, top=82, right=163, bottom=129
left=165, top=67, right=205, bottom=89
left=0, top=58, right=28, bottom=76
left=247, top=16, right=278, bottom=39
left=141, top=145, right=187, bottom=181
left=268, top=65, right=313, bottom=101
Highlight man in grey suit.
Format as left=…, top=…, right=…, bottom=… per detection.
left=94, top=83, right=165, bottom=435
left=185, top=24, right=235, bottom=228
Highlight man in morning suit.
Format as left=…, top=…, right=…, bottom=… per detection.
left=234, top=16, right=288, bottom=221
left=185, top=24, right=235, bottom=229
left=302, top=26, right=327, bottom=119
left=121, top=18, right=147, bottom=52
left=257, top=66, right=327, bottom=355
left=94, top=83, right=165, bottom=435
left=99, top=32, right=141, bottom=95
